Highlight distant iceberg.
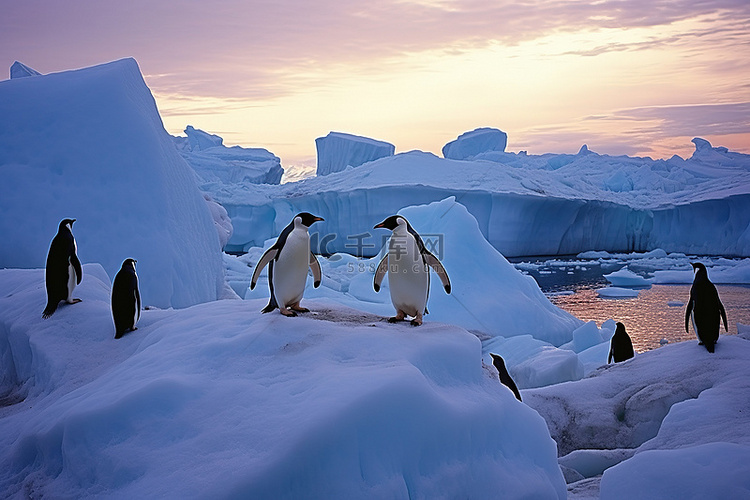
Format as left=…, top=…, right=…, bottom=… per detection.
left=442, top=127, right=508, bottom=160
left=315, top=131, right=395, bottom=176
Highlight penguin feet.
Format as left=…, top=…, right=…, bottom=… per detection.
left=67, top=298, right=82, bottom=304
left=409, top=319, right=422, bottom=327
left=279, top=308, right=298, bottom=317
left=388, top=310, right=406, bottom=323
left=290, top=303, right=310, bottom=313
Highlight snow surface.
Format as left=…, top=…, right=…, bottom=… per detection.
left=0, top=266, right=566, bottom=499
left=0, top=58, right=224, bottom=309
left=315, top=131, right=395, bottom=176
left=442, top=127, right=508, bottom=160
left=213, top=140, right=750, bottom=256
left=525, top=336, right=750, bottom=499
left=173, top=126, right=284, bottom=187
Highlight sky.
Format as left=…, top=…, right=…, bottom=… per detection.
left=2, top=0, right=749, bottom=173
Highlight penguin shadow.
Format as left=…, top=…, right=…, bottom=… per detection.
left=304, top=307, right=391, bottom=327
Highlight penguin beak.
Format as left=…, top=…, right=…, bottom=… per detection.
left=373, top=222, right=386, bottom=229
left=314, top=216, right=324, bottom=222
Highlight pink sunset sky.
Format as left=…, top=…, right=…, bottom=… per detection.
left=2, top=0, right=749, bottom=171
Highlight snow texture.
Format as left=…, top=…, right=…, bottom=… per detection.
left=442, top=127, right=508, bottom=160
left=0, top=58, right=224, bottom=309
left=315, top=131, right=395, bottom=176
left=0, top=266, right=566, bottom=499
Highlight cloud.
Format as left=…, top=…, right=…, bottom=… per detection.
left=3, top=0, right=749, bottom=100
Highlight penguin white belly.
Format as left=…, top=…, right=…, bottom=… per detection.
left=133, top=273, right=140, bottom=328
left=388, top=237, right=428, bottom=317
left=273, top=229, right=310, bottom=308
left=66, top=260, right=77, bottom=302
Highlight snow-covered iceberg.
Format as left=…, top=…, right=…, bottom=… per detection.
left=173, top=125, right=284, bottom=187
left=214, top=139, right=750, bottom=257
left=315, top=131, right=395, bottom=176
left=442, top=127, right=508, bottom=160
left=0, top=58, right=224, bottom=309
left=0, top=267, right=566, bottom=499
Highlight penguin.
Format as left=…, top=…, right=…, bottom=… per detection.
left=250, top=213, right=324, bottom=316
left=608, top=322, right=635, bottom=363
left=372, top=215, right=451, bottom=326
left=112, top=258, right=141, bottom=339
left=42, top=218, right=83, bottom=318
left=685, top=262, right=728, bottom=353
left=489, top=353, right=522, bottom=402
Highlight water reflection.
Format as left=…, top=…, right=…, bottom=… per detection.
left=511, top=256, right=750, bottom=352
left=549, top=284, right=750, bottom=352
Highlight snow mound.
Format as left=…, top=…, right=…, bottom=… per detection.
left=442, top=127, right=508, bottom=160
left=597, top=287, right=641, bottom=298
left=0, top=58, right=224, bottom=308
left=315, top=131, right=395, bottom=176
left=0, top=268, right=566, bottom=499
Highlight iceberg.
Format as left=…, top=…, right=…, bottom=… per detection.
left=213, top=138, right=750, bottom=257
left=0, top=58, right=224, bottom=309
left=173, top=126, right=284, bottom=188
left=442, top=127, right=508, bottom=160
left=315, top=131, right=395, bottom=176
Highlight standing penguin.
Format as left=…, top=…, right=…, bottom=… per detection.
left=490, top=353, right=522, bottom=401
left=608, top=322, right=635, bottom=363
left=250, top=213, right=324, bottom=316
left=42, top=218, right=83, bottom=318
left=112, top=258, right=141, bottom=339
left=685, top=262, right=728, bottom=353
left=372, top=215, right=451, bottom=326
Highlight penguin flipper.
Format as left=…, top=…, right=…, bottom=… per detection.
left=309, top=252, right=322, bottom=288
left=71, top=252, right=83, bottom=285
left=719, top=300, right=728, bottom=332
left=684, top=299, right=694, bottom=333
left=423, top=252, right=451, bottom=294
left=373, top=254, right=388, bottom=292
left=250, top=247, right=278, bottom=290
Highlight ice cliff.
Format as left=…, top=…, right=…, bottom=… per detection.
left=315, top=131, right=395, bottom=176
left=0, top=58, right=224, bottom=308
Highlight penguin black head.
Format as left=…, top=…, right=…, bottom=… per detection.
left=295, top=212, right=324, bottom=227
left=691, top=262, right=708, bottom=280
left=615, top=322, right=626, bottom=335
left=59, top=218, right=76, bottom=231
left=121, top=258, right=137, bottom=269
left=373, top=215, right=407, bottom=231
left=489, top=353, right=506, bottom=369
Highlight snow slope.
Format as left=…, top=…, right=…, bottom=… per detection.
left=0, top=58, right=224, bottom=309
left=214, top=142, right=750, bottom=256
left=0, top=266, right=566, bottom=499
left=525, top=336, right=750, bottom=498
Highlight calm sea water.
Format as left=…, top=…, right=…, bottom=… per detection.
left=512, top=257, right=750, bottom=352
